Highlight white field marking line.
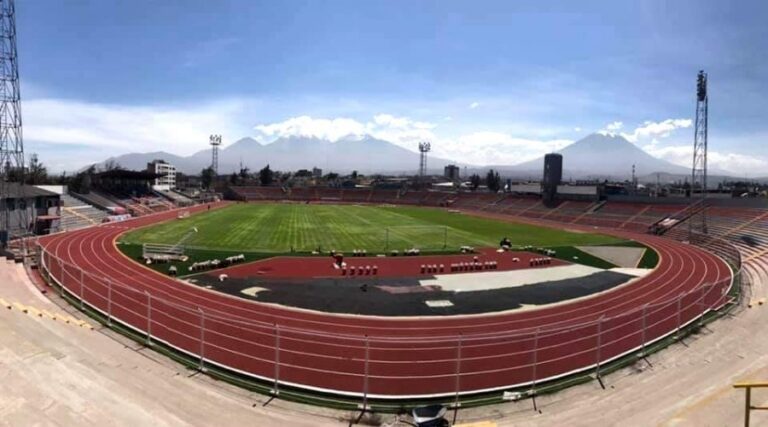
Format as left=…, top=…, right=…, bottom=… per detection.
left=60, top=224, right=720, bottom=342
left=44, top=206, right=729, bottom=339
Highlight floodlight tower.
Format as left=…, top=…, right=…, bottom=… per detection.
left=0, top=0, right=26, bottom=242
left=418, top=141, right=431, bottom=179
left=209, top=134, right=222, bottom=176
left=690, top=70, right=708, bottom=235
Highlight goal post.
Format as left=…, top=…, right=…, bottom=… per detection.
left=384, top=225, right=449, bottom=251
left=142, top=243, right=186, bottom=261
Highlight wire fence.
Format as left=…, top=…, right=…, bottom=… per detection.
left=37, top=235, right=739, bottom=400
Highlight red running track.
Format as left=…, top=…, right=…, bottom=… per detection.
left=36, top=203, right=733, bottom=398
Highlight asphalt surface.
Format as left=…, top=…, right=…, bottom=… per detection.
left=191, top=271, right=634, bottom=316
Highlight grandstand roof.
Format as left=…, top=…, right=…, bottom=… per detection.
left=0, top=182, right=59, bottom=199
left=95, top=170, right=163, bottom=180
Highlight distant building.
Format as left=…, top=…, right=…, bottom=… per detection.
left=542, top=153, right=563, bottom=206
left=444, top=165, right=460, bottom=181
left=146, top=160, right=176, bottom=191
left=312, top=167, right=323, bottom=178
left=0, top=183, right=61, bottom=244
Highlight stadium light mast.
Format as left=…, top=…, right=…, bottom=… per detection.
left=209, top=134, right=222, bottom=176
left=0, top=0, right=26, bottom=245
left=690, top=70, right=708, bottom=235
left=418, top=141, right=431, bottom=181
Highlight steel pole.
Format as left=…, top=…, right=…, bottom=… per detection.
left=641, top=304, right=648, bottom=356
left=676, top=295, right=683, bottom=339
left=57, top=258, right=63, bottom=297
left=198, top=308, right=205, bottom=371
left=273, top=324, right=280, bottom=395
left=145, top=291, right=152, bottom=345
left=107, top=279, right=112, bottom=327
left=362, top=335, right=370, bottom=412
left=79, top=268, right=84, bottom=309
left=531, top=328, right=540, bottom=411
left=453, top=334, right=463, bottom=410
left=596, top=316, right=604, bottom=379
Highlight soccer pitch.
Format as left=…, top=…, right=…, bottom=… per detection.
left=120, top=203, right=623, bottom=253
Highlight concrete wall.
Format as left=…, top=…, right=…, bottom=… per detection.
left=35, top=185, right=66, bottom=195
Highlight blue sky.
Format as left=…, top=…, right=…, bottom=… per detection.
left=18, top=0, right=768, bottom=175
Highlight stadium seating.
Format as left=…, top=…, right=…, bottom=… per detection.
left=155, top=189, right=194, bottom=206
left=59, top=193, right=109, bottom=230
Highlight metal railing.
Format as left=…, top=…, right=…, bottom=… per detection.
left=734, top=382, right=768, bottom=427
left=37, top=241, right=737, bottom=401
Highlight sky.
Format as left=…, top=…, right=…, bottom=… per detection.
left=17, top=0, right=768, bottom=176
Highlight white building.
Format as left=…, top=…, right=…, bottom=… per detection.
left=146, top=160, right=176, bottom=191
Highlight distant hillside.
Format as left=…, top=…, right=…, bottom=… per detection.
left=504, top=133, right=691, bottom=179
left=96, top=136, right=460, bottom=174
left=94, top=132, right=740, bottom=180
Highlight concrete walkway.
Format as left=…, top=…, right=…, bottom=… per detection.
left=1, top=257, right=765, bottom=426
left=0, top=260, right=346, bottom=427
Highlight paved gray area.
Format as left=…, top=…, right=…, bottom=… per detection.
left=577, top=245, right=646, bottom=268
left=191, top=270, right=632, bottom=316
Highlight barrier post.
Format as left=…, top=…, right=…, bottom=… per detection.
left=56, top=258, right=64, bottom=297
left=698, top=284, right=708, bottom=328
left=107, top=279, right=113, bottom=327
left=640, top=304, right=648, bottom=357
left=79, top=268, right=85, bottom=310
left=362, top=335, right=370, bottom=411
left=272, top=324, right=280, bottom=395
left=198, top=307, right=205, bottom=371
left=531, top=328, right=540, bottom=411
left=676, top=294, right=683, bottom=339
left=145, top=291, right=152, bottom=346
left=453, top=334, right=463, bottom=411
left=596, top=315, right=605, bottom=384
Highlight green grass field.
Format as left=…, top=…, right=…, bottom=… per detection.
left=120, top=203, right=624, bottom=253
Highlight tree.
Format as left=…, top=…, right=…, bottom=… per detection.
left=469, top=174, right=481, bottom=191
left=259, top=164, right=274, bottom=186
left=101, top=159, right=123, bottom=172
left=229, top=172, right=239, bottom=185
left=351, top=170, right=358, bottom=180
left=324, top=172, right=339, bottom=181
left=27, top=154, right=47, bottom=185
left=70, top=166, right=95, bottom=194
left=486, top=169, right=501, bottom=192
left=201, top=167, right=214, bottom=189
left=238, top=166, right=250, bottom=182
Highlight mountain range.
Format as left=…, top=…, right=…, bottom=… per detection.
left=98, top=135, right=457, bottom=176
left=95, top=132, right=733, bottom=181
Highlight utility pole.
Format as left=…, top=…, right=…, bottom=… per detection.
left=0, top=0, right=26, bottom=249
left=690, top=70, right=709, bottom=236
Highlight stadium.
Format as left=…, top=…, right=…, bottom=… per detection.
left=3, top=2, right=768, bottom=426
left=33, top=189, right=746, bottom=409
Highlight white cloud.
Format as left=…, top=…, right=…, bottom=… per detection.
left=621, top=118, right=692, bottom=143
left=594, top=118, right=768, bottom=174
left=255, top=115, right=368, bottom=142
left=253, top=114, right=436, bottom=149
left=598, top=121, right=623, bottom=135
left=574, top=127, right=582, bottom=132
left=643, top=143, right=768, bottom=175
left=253, top=115, right=571, bottom=166
left=469, top=102, right=480, bottom=109
left=441, top=133, right=571, bottom=166
left=26, top=98, right=245, bottom=156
